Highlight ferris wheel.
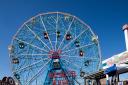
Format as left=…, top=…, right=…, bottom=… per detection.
left=8, top=12, right=101, bottom=85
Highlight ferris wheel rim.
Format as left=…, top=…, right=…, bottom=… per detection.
left=11, top=11, right=94, bottom=44
left=9, top=11, right=101, bottom=85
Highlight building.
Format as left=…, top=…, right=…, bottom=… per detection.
left=84, top=24, right=128, bottom=85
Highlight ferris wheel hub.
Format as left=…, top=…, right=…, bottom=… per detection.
left=49, top=50, right=61, bottom=59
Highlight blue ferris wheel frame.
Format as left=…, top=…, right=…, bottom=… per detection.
left=9, top=12, right=102, bottom=85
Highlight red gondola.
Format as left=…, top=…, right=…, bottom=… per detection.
left=66, top=33, right=71, bottom=40
left=79, top=50, right=84, bottom=56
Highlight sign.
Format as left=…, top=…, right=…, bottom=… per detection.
left=49, top=71, right=76, bottom=78
left=102, top=51, right=128, bottom=69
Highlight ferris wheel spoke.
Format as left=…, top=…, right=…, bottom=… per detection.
left=14, top=43, right=33, bottom=75
left=10, top=54, right=50, bottom=60
left=15, top=38, right=48, bottom=53
left=14, top=58, right=48, bottom=72
left=61, top=58, right=80, bottom=69
left=61, top=54, right=99, bottom=59
left=74, top=79, right=81, bottom=85
left=57, top=17, right=75, bottom=50
left=15, top=58, right=50, bottom=73
left=47, top=17, right=56, bottom=29
left=26, top=59, right=51, bottom=85
left=19, top=54, right=51, bottom=56
left=55, top=12, right=58, bottom=51
left=62, top=43, right=95, bottom=54
left=25, top=24, right=51, bottom=50
left=61, top=55, right=84, bottom=59
left=25, top=62, right=36, bottom=83
left=40, top=16, right=54, bottom=50
left=62, top=55, right=84, bottom=64
left=62, top=29, right=88, bottom=51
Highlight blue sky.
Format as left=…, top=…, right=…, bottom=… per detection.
left=0, top=0, right=128, bottom=79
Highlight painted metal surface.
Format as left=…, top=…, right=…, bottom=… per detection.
left=9, top=12, right=101, bottom=85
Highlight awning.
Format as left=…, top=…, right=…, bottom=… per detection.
left=117, top=64, right=128, bottom=74
left=104, top=64, right=117, bottom=75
